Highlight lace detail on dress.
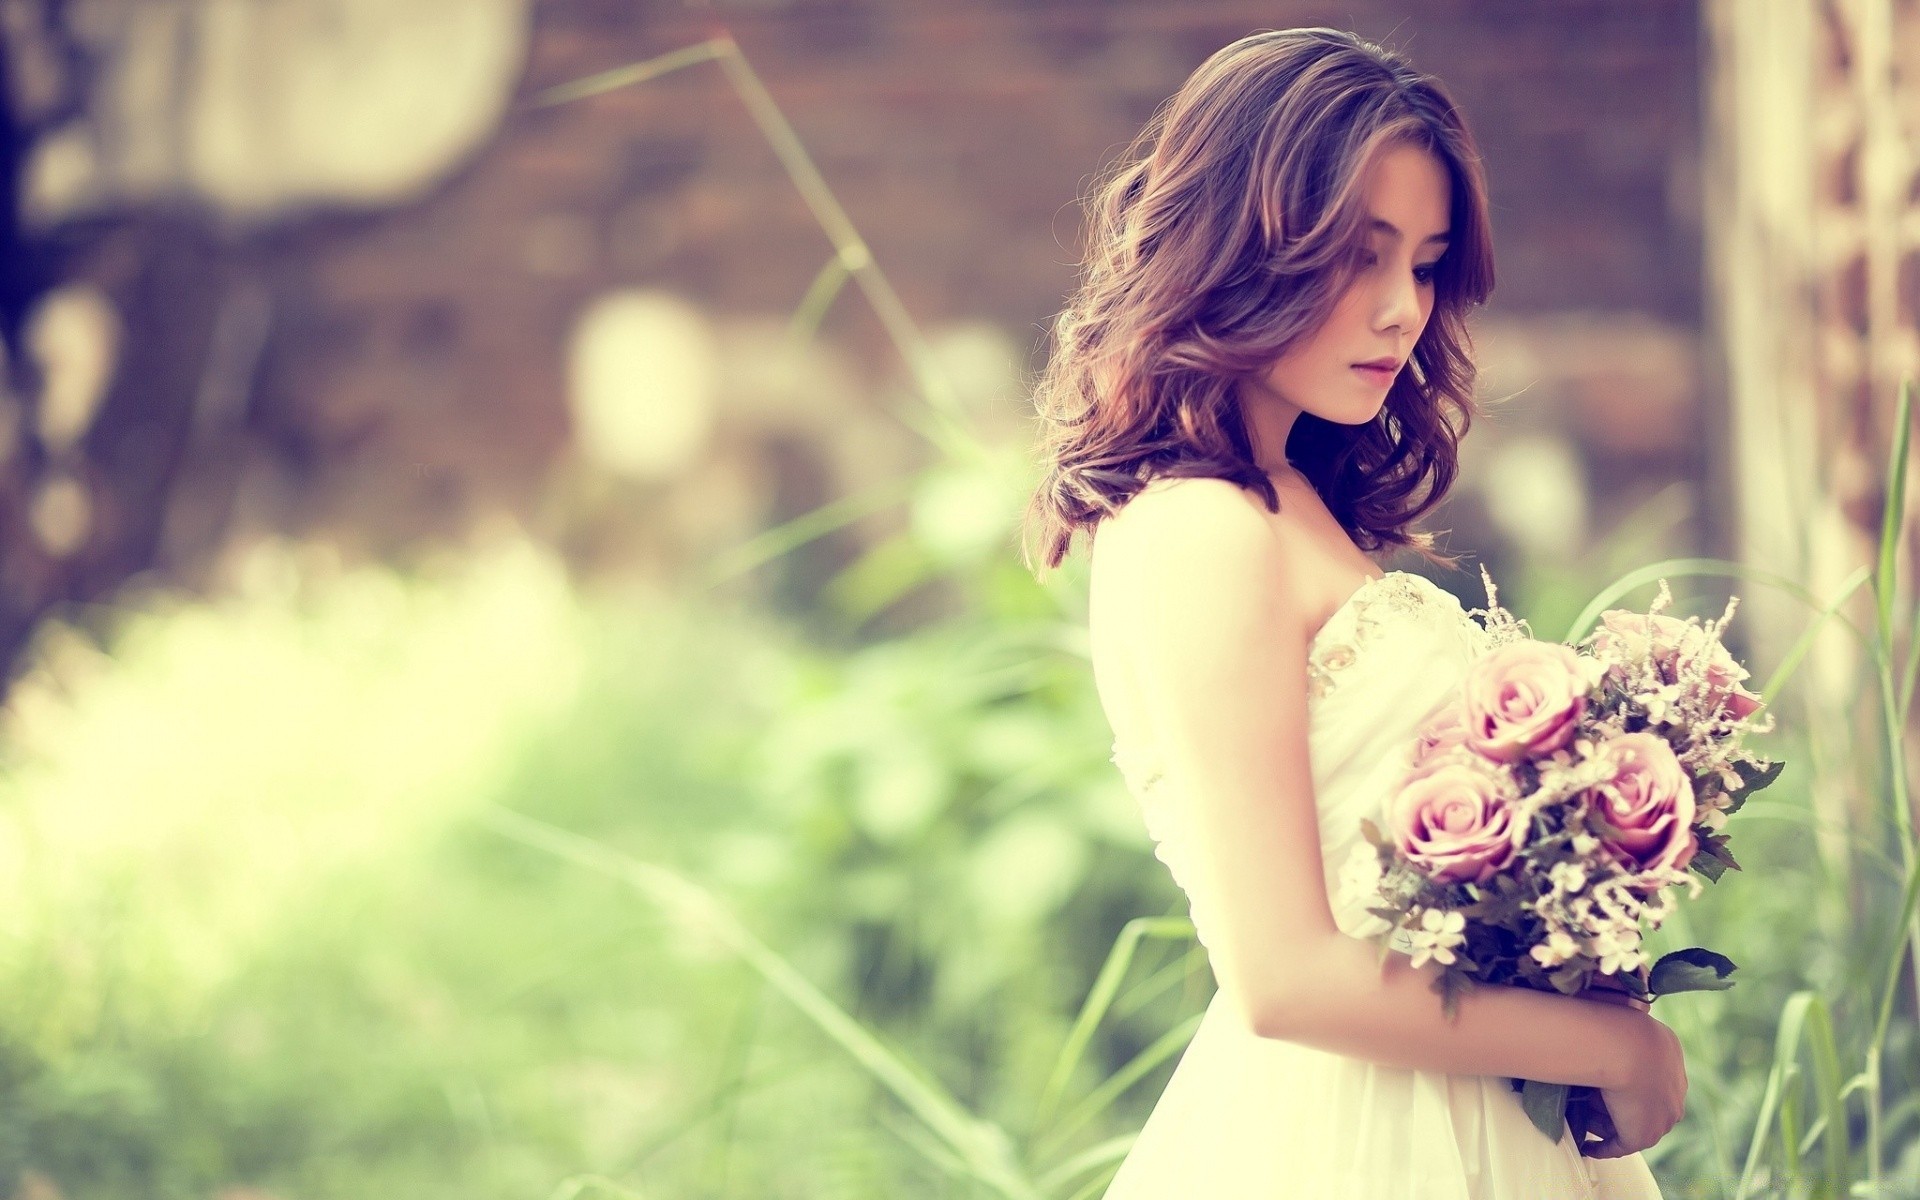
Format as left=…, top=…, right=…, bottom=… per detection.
left=1304, top=571, right=1438, bottom=701
left=1109, top=739, right=1165, bottom=795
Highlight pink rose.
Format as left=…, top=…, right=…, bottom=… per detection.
left=1594, top=610, right=1765, bottom=720
left=1411, top=702, right=1470, bottom=768
left=1389, top=760, right=1525, bottom=885
left=1696, top=643, right=1765, bottom=720
left=1591, top=611, right=1693, bottom=676
left=1461, top=641, right=1592, bottom=763
left=1583, top=732, right=1698, bottom=884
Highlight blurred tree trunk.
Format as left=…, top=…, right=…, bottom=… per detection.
left=1705, top=0, right=1920, bottom=1001
left=0, top=0, right=528, bottom=692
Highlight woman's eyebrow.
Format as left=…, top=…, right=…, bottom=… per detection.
left=1367, top=216, right=1452, bottom=246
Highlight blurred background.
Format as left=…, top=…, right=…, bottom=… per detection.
left=0, top=1, right=1916, bottom=1197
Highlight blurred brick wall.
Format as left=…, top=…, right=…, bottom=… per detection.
left=513, top=0, right=1701, bottom=328
left=263, top=0, right=1702, bottom=550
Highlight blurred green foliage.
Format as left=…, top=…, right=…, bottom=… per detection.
left=0, top=443, right=1914, bottom=1197
left=0, top=512, right=1202, bottom=1198
left=0, top=29, right=1911, bottom=1200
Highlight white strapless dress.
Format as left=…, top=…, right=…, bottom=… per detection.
left=1102, top=570, right=1665, bottom=1199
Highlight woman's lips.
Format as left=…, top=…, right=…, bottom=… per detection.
left=1352, top=362, right=1397, bottom=385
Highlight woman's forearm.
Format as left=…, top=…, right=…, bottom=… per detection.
left=1256, top=931, right=1646, bottom=1091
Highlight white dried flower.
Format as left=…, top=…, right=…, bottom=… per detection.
left=1407, top=907, right=1468, bottom=968
left=1549, top=860, right=1591, bottom=894
left=1639, top=682, right=1685, bottom=726
left=1337, top=841, right=1386, bottom=909
left=1529, top=927, right=1581, bottom=968
left=1593, top=927, right=1645, bottom=975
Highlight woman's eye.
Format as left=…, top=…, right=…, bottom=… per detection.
left=1414, top=263, right=1438, bottom=285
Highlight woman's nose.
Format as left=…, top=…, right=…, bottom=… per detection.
left=1376, top=269, right=1421, bottom=333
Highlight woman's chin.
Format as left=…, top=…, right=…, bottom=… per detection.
left=1316, top=402, right=1389, bottom=427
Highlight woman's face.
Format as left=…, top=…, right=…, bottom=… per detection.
left=1246, top=141, right=1453, bottom=432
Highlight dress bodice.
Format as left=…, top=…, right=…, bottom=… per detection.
left=1097, top=573, right=1668, bottom=1198
left=1106, top=570, right=1495, bottom=951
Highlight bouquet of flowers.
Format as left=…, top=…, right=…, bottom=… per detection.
left=1338, top=567, right=1784, bottom=1145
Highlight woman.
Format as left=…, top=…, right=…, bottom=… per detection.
left=1022, top=28, right=1683, bottom=1199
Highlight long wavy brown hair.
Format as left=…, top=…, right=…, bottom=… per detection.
left=1021, top=27, right=1496, bottom=576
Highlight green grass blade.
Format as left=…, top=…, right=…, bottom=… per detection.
left=1033, top=1135, right=1136, bottom=1195
left=1883, top=1088, right=1920, bottom=1144
left=1779, top=1062, right=1803, bottom=1187
left=1032, top=916, right=1195, bottom=1134
left=875, top=1103, right=971, bottom=1179
left=706, top=34, right=961, bottom=424
left=1063, top=1167, right=1123, bottom=1200
left=476, top=805, right=1043, bottom=1200
left=1801, top=993, right=1852, bottom=1196
left=1111, top=948, right=1205, bottom=1022
left=1561, top=558, right=1873, bottom=650
left=698, top=475, right=917, bottom=589
left=1760, top=566, right=1873, bottom=705
left=788, top=254, right=855, bottom=348
left=1874, top=378, right=1914, bottom=652
left=1871, top=849, right=1920, bottom=1055
left=1735, top=798, right=1905, bottom=878
left=530, top=33, right=979, bottom=463
left=1897, top=378, right=1920, bottom=718
left=1736, top=990, right=1815, bottom=1199
left=1900, top=586, right=1920, bottom=726
left=1033, top=1011, right=1204, bottom=1166
left=529, top=40, right=725, bottom=107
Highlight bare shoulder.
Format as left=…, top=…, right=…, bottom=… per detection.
left=1097, top=475, right=1280, bottom=559
left=1093, top=476, right=1312, bottom=647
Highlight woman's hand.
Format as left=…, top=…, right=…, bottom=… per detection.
left=1564, top=979, right=1662, bottom=1156
left=1581, top=1007, right=1687, bottom=1159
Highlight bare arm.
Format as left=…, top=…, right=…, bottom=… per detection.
left=1269, top=928, right=1647, bottom=1090
left=1113, top=477, right=1653, bottom=1092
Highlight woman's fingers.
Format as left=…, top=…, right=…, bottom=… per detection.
left=1579, top=986, right=1649, bottom=1013
left=1569, top=1088, right=1619, bottom=1156
left=1576, top=1108, right=1620, bottom=1156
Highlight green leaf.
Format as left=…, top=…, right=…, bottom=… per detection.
left=1687, top=831, right=1741, bottom=880
left=1723, top=759, right=1786, bottom=814
left=1517, top=1078, right=1571, bottom=1142
left=1648, top=947, right=1738, bottom=996
left=1595, top=969, right=1652, bottom=1001
left=1436, top=967, right=1476, bottom=1020
left=1704, top=833, right=1743, bottom=871
left=1690, top=850, right=1730, bottom=883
